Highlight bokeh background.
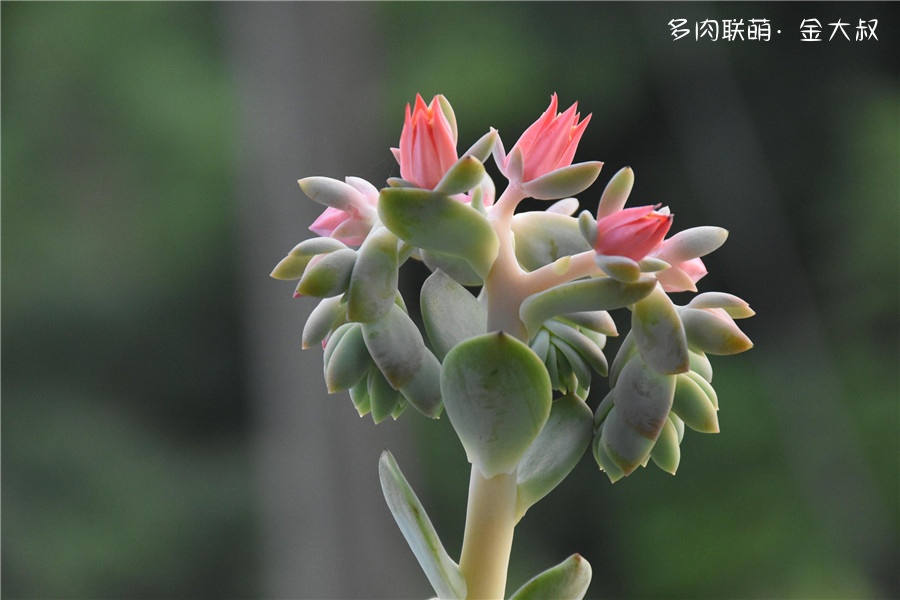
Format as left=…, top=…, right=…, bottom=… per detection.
left=3, top=2, right=898, bottom=599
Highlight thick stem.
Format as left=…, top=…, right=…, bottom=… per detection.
left=485, top=187, right=529, bottom=340
left=458, top=466, right=518, bottom=600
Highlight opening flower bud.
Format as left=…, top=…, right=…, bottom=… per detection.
left=594, top=205, right=673, bottom=262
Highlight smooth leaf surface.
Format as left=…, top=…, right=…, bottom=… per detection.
left=520, top=276, right=656, bottom=338
left=420, top=269, right=487, bottom=360
left=508, top=554, right=592, bottom=600
left=362, top=304, right=427, bottom=388
left=378, top=451, right=467, bottom=600
left=441, top=332, right=551, bottom=478
left=512, top=211, right=591, bottom=272
left=347, top=226, right=399, bottom=322
left=614, top=356, right=676, bottom=440
left=516, top=395, right=593, bottom=520
left=632, top=284, right=689, bottom=374
left=378, top=188, right=498, bottom=277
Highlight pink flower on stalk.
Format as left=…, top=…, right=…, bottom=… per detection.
left=391, top=94, right=458, bottom=190
left=498, top=93, right=591, bottom=183
left=594, top=205, right=673, bottom=262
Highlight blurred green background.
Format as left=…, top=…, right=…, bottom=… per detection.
left=2, top=2, right=897, bottom=599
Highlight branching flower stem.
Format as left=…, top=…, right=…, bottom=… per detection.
left=460, top=186, right=603, bottom=599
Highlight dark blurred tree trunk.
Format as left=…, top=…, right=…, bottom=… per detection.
left=224, top=4, right=427, bottom=597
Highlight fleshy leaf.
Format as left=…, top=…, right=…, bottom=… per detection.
left=687, top=292, right=755, bottom=319
left=632, top=284, right=689, bottom=374
left=302, top=296, right=346, bottom=349
left=462, top=129, right=498, bottom=163
left=420, top=270, right=487, bottom=360
left=680, top=308, right=754, bottom=355
left=520, top=276, right=656, bottom=338
left=516, top=395, right=593, bottom=520
left=512, top=211, right=591, bottom=272
left=596, top=167, right=634, bottom=219
left=398, top=349, right=443, bottom=418
left=271, top=238, right=348, bottom=280
left=435, top=156, right=486, bottom=195
left=347, top=227, right=399, bottom=322
left=378, top=188, right=498, bottom=277
left=421, top=249, right=484, bottom=287
left=672, top=372, right=719, bottom=433
left=295, top=248, right=357, bottom=298
left=368, top=367, right=402, bottom=423
left=650, top=417, right=681, bottom=475
left=323, top=322, right=371, bottom=393
left=600, top=405, right=656, bottom=476
left=508, top=554, right=592, bottom=600
left=523, top=161, right=604, bottom=200
left=362, top=304, right=427, bottom=389
left=299, top=176, right=371, bottom=213
left=656, top=226, right=728, bottom=262
left=441, top=332, right=552, bottom=478
left=592, top=429, right=625, bottom=483
left=378, top=451, right=467, bottom=600
left=614, top=356, right=676, bottom=440
left=594, top=254, right=642, bottom=282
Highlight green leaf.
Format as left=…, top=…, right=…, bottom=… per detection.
left=295, top=248, right=357, bottom=298
left=302, top=296, right=346, bottom=349
left=672, top=372, right=719, bottom=433
left=596, top=166, right=634, bottom=219
left=508, top=554, right=592, bottom=600
left=511, top=211, right=591, bottom=272
left=523, top=161, right=604, bottom=200
left=516, top=395, right=593, bottom=520
left=398, top=349, right=443, bottom=419
left=323, top=322, right=371, bottom=393
left=600, top=404, right=656, bottom=475
left=435, top=155, right=486, bottom=195
left=368, top=367, right=402, bottom=423
left=362, top=304, right=427, bottom=389
left=520, top=276, right=656, bottom=338
left=462, top=129, right=498, bottom=162
left=347, top=227, right=399, bottom=322
left=421, top=249, right=484, bottom=287
left=420, top=270, right=486, bottom=360
left=441, top=332, right=552, bottom=478
left=632, top=284, right=689, bottom=374
left=271, top=237, right=348, bottom=280
left=378, top=451, right=467, bottom=600
left=680, top=307, right=754, bottom=356
left=614, top=356, right=676, bottom=440
left=378, top=188, right=498, bottom=277
left=593, top=429, right=626, bottom=483
left=650, top=417, right=681, bottom=475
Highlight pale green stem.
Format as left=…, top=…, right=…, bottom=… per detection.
left=484, top=186, right=529, bottom=339
left=461, top=187, right=599, bottom=599
left=521, top=249, right=603, bottom=296
left=458, top=466, right=518, bottom=600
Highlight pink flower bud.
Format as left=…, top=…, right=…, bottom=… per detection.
left=501, top=94, right=591, bottom=183
left=594, top=205, right=673, bottom=262
left=391, top=94, right=458, bottom=190
left=307, top=178, right=379, bottom=246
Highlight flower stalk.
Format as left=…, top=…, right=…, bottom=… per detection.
left=458, top=466, right=518, bottom=600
